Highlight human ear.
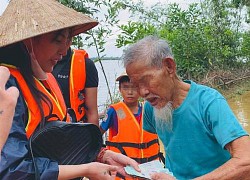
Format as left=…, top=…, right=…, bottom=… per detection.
left=162, top=58, right=176, bottom=75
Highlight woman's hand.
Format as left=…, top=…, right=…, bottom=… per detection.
left=150, top=172, right=176, bottom=180
left=102, top=150, right=140, bottom=177
left=58, top=162, right=118, bottom=180
left=85, top=162, right=118, bottom=180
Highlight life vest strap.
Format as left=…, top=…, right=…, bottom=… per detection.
left=132, top=153, right=159, bottom=164
left=45, top=113, right=60, bottom=121
left=106, top=141, right=127, bottom=156
left=106, top=138, right=159, bottom=149
left=67, top=108, right=77, bottom=123
left=159, top=152, right=166, bottom=166
left=78, top=102, right=88, bottom=114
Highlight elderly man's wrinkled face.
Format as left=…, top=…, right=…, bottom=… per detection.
left=126, top=59, right=175, bottom=109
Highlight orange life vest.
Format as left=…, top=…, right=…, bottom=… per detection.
left=106, top=102, right=160, bottom=164
left=69, top=49, right=88, bottom=122
left=7, top=66, right=70, bottom=138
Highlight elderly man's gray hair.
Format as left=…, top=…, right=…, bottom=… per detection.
left=122, top=35, right=173, bottom=68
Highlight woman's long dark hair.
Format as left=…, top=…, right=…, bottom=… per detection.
left=0, top=42, right=52, bottom=128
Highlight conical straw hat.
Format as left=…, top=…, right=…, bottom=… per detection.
left=0, top=0, right=98, bottom=47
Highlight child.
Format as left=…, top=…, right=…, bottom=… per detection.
left=100, top=72, right=160, bottom=179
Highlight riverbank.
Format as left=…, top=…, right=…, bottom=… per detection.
left=218, top=78, right=250, bottom=99
left=198, top=68, right=250, bottom=99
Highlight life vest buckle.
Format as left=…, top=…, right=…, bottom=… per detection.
left=78, top=106, right=83, bottom=114
left=133, top=153, right=159, bottom=164
left=78, top=91, right=85, bottom=101
left=78, top=102, right=88, bottom=115
left=139, top=142, right=148, bottom=149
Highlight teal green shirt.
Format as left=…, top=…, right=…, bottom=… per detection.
left=143, top=80, right=248, bottom=179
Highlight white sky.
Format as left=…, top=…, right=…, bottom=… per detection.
left=0, top=0, right=200, bottom=57
left=89, top=0, right=200, bottom=57
left=0, top=0, right=198, bottom=16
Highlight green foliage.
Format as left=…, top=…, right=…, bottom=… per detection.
left=232, top=0, right=250, bottom=22
left=116, top=22, right=157, bottom=48
left=241, top=31, right=250, bottom=62
left=116, top=0, right=250, bottom=81
left=58, top=0, right=250, bottom=105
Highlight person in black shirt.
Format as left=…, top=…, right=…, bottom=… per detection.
left=53, top=47, right=99, bottom=126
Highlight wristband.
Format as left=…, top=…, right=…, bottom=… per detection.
left=96, top=147, right=108, bottom=163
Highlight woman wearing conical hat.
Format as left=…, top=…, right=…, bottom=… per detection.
left=0, top=0, right=140, bottom=179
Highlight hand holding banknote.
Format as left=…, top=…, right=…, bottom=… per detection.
left=125, top=160, right=175, bottom=180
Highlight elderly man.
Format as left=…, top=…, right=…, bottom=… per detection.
left=123, top=35, right=250, bottom=180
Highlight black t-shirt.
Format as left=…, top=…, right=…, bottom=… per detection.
left=52, top=48, right=99, bottom=107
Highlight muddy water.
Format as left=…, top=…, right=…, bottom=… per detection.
left=227, top=91, right=250, bottom=133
